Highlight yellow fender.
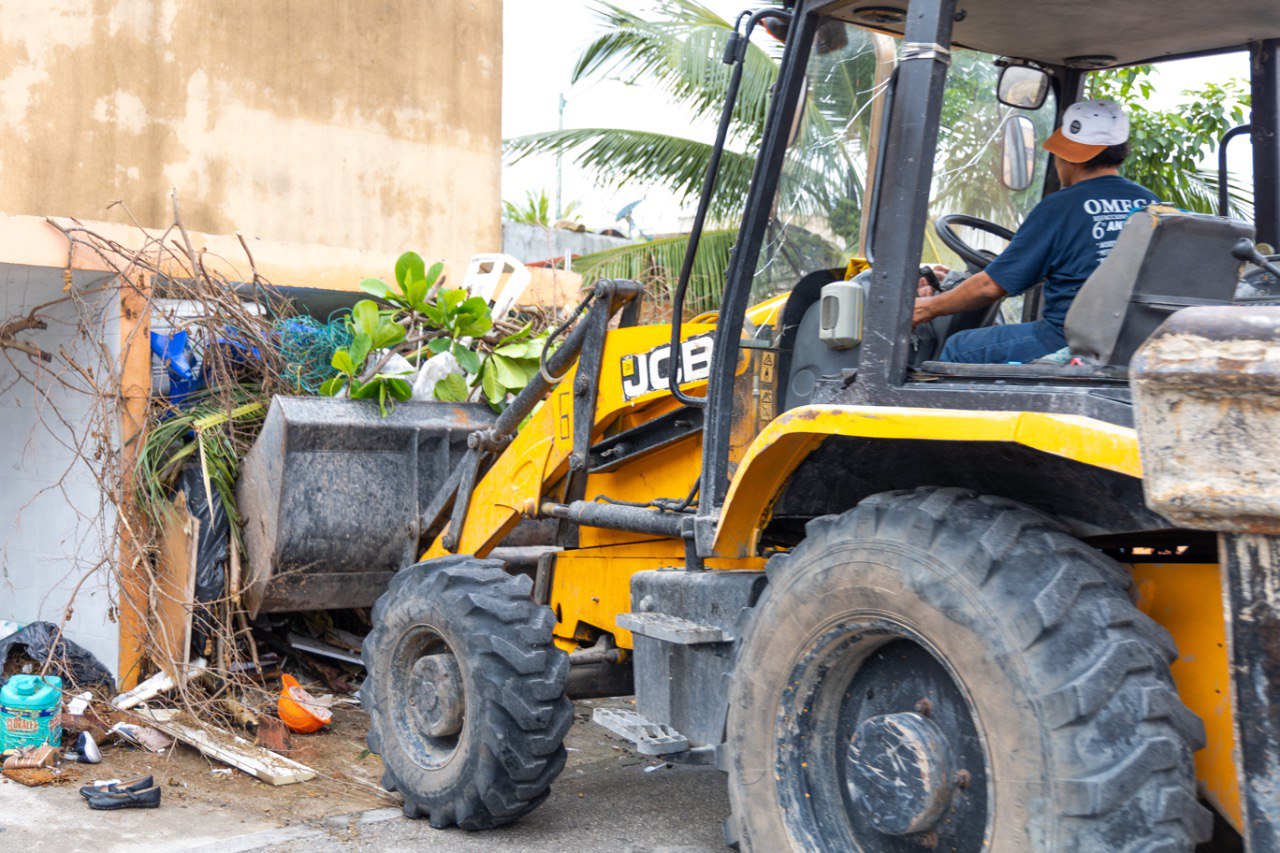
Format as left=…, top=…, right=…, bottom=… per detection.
left=713, top=404, right=1142, bottom=558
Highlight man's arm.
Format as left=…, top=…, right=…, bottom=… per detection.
left=912, top=271, right=1008, bottom=327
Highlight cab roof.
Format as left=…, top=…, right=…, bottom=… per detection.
left=817, top=0, right=1280, bottom=67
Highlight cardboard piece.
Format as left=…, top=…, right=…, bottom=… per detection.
left=136, top=708, right=316, bottom=786
left=153, top=492, right=199, bottom=678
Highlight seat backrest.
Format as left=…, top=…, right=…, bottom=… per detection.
left=1065, top=205, right=1253, bottom=367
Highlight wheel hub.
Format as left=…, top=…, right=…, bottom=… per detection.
left=409, top=652, right=464, bottom=737
left=846, top=711, right=955, bottom=836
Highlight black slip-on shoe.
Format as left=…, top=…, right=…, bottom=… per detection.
left=79, top=775, right=154, bottom=799
left=85, top=785, right=161, bottom=811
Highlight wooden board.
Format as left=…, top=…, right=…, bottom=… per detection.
left=152, top=492, right=199, bottom=679
left=137, top=708, right=316, bottom=786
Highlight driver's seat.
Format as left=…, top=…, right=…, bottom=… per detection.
left=1064, top=205, right=1252, bottom=367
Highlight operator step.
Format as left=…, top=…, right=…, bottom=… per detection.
left=592, top=708, right=690, bottom=756
left=616, top=611, right=730, bottom=645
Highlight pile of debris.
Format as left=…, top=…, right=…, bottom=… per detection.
left=0, top=616, right=370, bottom=806
left=0, top=198, right=573, bottom=810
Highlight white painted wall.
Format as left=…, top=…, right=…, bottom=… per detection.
left=502, top=220, right=636, bottom=266
left=0, top=264, right=121, bottom=680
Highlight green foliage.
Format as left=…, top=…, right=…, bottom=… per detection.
left=136, top=393, right=267, bottom=547
left=320, top=296, right=413, bottom=415
left=1088, top=67, right=1252, bottom=217
left=359, top=251, right=445, bottom=314
left=421, top=288, right=493, bottom=340
left=573, top=229, right=736, bottom=315
left=505, top=1, right=780, bottom=221
left=503, top=189, right=581, bottom=227
left=340, top=252, right=548, bottom=412
left=413, top=276, right=554, bottom=409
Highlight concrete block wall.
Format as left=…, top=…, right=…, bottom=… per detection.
left=0, top=264, right=122, bottom=677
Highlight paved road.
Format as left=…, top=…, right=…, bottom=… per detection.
left=241, top=764, right=728, bottom=852
left=228, top=700, right=731, bottom=852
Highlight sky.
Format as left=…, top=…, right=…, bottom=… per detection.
left=501, top=2, right=1254, bottom=235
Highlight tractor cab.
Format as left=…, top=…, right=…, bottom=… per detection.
left=679, top=0, right=1280, bottom=537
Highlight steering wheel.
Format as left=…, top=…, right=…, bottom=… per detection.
left=934, top=214, right=1015, bottom=272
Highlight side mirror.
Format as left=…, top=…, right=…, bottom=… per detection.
left=997, top=64, right=1050, bottom=110
left=1000, top=115, right=1037, bottom=191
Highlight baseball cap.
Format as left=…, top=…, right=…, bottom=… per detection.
left=1043, top=99, right=1130, bottom=163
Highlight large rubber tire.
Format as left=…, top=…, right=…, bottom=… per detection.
left=362, top=555, right=572, bottom=830
left=724, top=488, right=1212, bottom=852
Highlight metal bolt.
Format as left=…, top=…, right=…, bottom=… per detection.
left=915, top=697, right=933, bottom=717
left=955, top=769, right=971, bottom=789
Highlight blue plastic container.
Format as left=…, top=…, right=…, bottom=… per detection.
left=0, top=674, right=63, bottom=754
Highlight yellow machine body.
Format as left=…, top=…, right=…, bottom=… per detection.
left=422, top=313, right=1242, bottom=830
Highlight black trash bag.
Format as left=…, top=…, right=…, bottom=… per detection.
left=0, top=621, right=114, bottom=690
left=178, top=465, right=230, bottom=655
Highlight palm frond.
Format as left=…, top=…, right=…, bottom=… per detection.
left=507, top=129, right=757, bottom=224
left=1137, top=167, right=1254, bottom=220
left=574, top=1, right=779, bottom=144
left=573, top=229, right=737, bottom=315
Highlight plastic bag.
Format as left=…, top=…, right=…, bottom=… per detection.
left=178, top=465, right=229, bottom=654
left=150, top=329, right=204, bottom=406
left=0, top=621, right=114, bottom=690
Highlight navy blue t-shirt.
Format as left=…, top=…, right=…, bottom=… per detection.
left=984, top=175, right=1159, bottom=329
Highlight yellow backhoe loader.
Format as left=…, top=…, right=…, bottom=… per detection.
left=247, top=0, right=1280, bottom=849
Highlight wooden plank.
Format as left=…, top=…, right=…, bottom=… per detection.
left=116, top=270, right=153, bottom=691
left=137, top=708, right=316, bottom=786
left=153, top=492, right=198, bottom=680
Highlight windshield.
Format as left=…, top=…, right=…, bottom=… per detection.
left=749, top=19, right=1057, bottom=306
left=927, top=53, right=1057, bottom=264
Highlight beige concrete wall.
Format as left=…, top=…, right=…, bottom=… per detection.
left=0, top=0, right=502, bottom=274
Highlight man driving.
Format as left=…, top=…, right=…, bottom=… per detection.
left=913, top=99, right=1159, bottom=364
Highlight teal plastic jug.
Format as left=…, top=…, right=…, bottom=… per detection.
left=0, top=674, right=63, bottom=753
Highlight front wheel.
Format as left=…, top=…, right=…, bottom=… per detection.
left=724, top=488, right=1211, bottom=852
left=362, top=555, right=572, bottom=830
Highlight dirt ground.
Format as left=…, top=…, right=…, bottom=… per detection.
left=94, top=704, right=392, bottom=822
left=0, top=696, right=727, bottom=852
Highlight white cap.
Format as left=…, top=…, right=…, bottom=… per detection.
left=1044, top=99, right=1130, bottom=162
left=1066, top=99, right=1130, bottom=145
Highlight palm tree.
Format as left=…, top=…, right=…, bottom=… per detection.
left=506, top=2, right=885, bottom=313
left=505, top=1, right=782, bottom=313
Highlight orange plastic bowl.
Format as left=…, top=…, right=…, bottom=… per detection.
left=277, top=674, right=332, bottom=734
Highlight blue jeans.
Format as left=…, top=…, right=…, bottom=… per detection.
left=938, top=320, right=1067, bottom=364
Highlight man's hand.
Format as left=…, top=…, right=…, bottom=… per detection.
left=916, top=264, right=950, bottom=297
left=912, top=270, right=1008, bottom=328
left=913, top=296, right=938, bottom=327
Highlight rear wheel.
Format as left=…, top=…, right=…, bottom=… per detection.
left=362, top=555, right=572, bottom=830
left=724, top=488, right=1211, bottom=851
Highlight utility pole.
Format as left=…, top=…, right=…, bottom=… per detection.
left=555, top=92, right=567, bottom=221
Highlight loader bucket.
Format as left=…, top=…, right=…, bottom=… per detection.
left=236, top=396, right=495, bottom=615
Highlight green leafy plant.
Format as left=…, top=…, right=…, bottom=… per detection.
left=325, top=250, right=554, bottom=414
left=479, top=323, right=546, bottom=405
left=320, top=299, right=411, bottom=415
left=359, top=251, right=443, bottom=314
left=421, top=290, right=547, bottom=408
left=503, top=189, right=581, bottom=227
left=420, top=287, right=493, bottom=398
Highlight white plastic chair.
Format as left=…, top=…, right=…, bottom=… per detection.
left=460, top=253, right=532, bottom=319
